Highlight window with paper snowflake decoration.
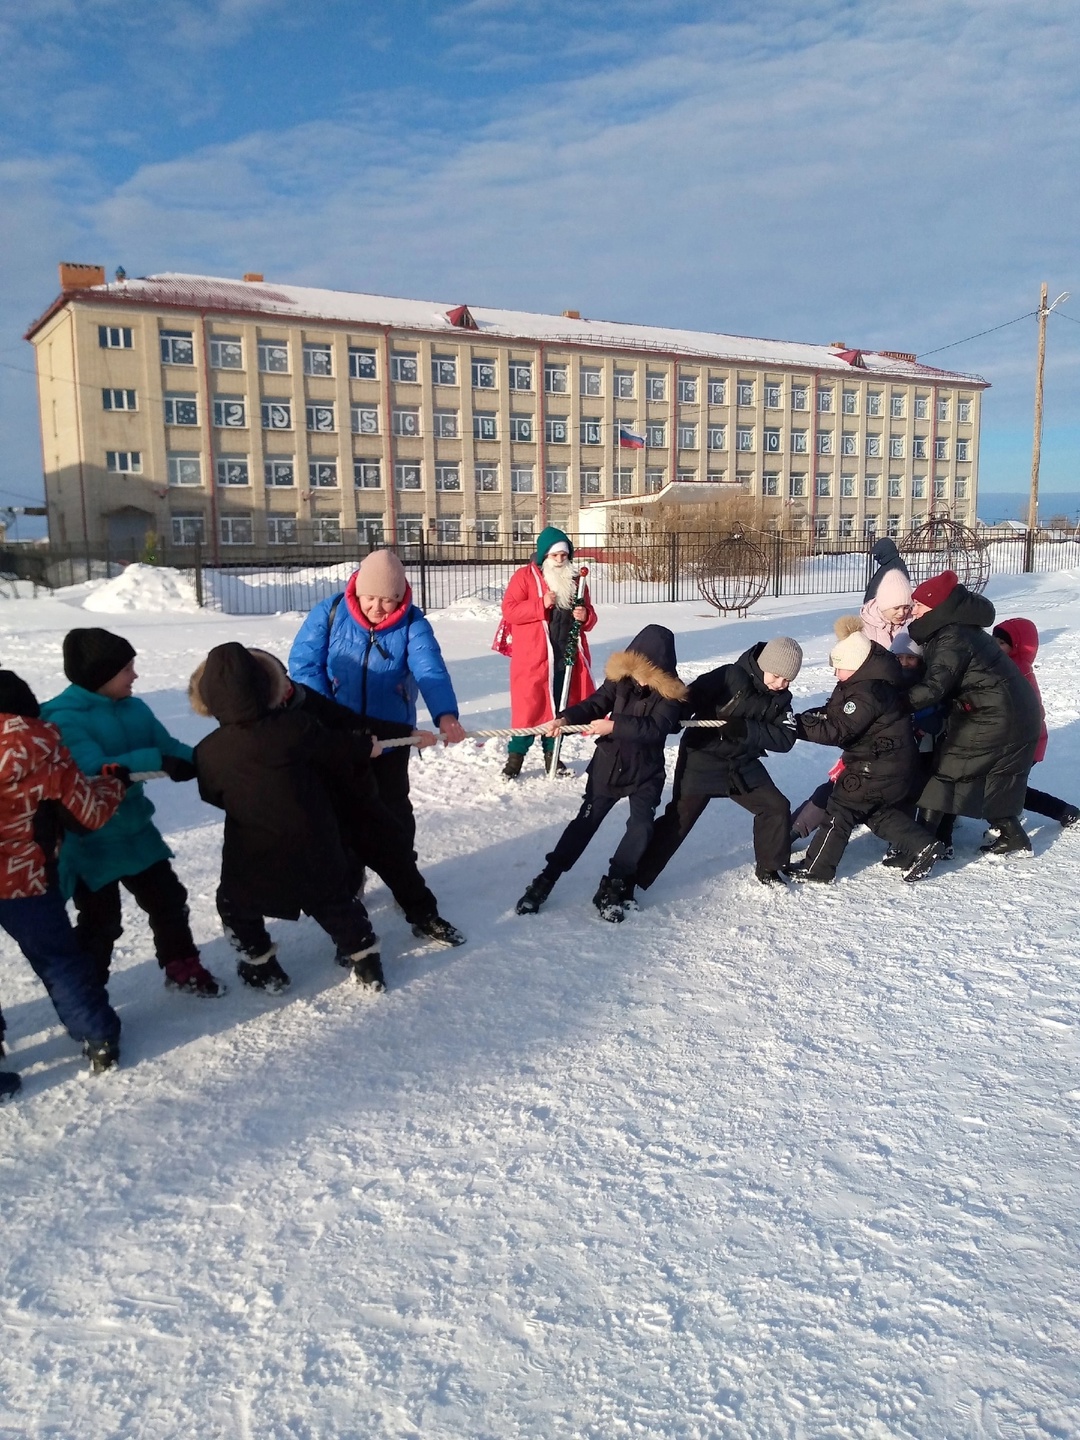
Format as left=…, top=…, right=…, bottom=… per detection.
left=899, top=512, right=990, bottom=594
left=697, top=527, right=770, bottom=616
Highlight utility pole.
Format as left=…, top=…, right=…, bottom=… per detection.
left=1028, top=283, right=1071, bottom=532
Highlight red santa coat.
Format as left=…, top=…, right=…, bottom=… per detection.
left=502, top=563, right=597, bottom=727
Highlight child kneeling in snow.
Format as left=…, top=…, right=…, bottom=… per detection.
left=193, top=643, right=432, bottom=992
left=789, top=618, right=946, bottom=884
left=515, top=625, right=688, bottom=923
left=0, top=670, right=127, bottom=1094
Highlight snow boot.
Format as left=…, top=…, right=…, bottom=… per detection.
left=902, top=839, right=947, bottom=883
left=756, top=868, right=788, bottom=886
left=237, top=945, right=291, bottom=993
left=411, top=914, right=466, bottom=946
left=981, top=816, right=1032, bottom=856
left=502, top=752, right=525, bottom=780
left=544, top=750, right=570, bottom=778
left=83, top=1038, right=119, bottom=1074
left=881, top=846, right=907, bottom=867
left=1059, top=805, right=1080, bottom=828
left=0, top=1069, right=21, bottom=1101
left=515, top=869, right=557, bottom=915
left=593, top=875, right=631, bottom=923
left=349, top=944, right=385, bottom=991
left=164, top=955, right=225, bottom=997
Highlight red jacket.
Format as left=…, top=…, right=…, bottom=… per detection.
left=0, top=715, right=124, bottom=899
left=995, top=617, right=1047, bottom=764
left=501, top=563, right=597, bottom=727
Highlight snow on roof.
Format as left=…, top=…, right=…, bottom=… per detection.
left=30, top=271, right=988, bottom=385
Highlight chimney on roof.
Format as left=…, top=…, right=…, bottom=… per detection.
left=59, top=262, right=105, bottom=293
left=243, top=272, right=264, bottom=283
left=881, top=350, right=917, bottom=363
left=829, top=340, right=846, bottom=349
left=562, top=309, right=581, bottom=320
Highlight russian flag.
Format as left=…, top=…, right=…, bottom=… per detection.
left=618, top=425, right=645, bottom=450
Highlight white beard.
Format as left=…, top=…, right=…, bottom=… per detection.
left=542, top=557, right=577, bottom=608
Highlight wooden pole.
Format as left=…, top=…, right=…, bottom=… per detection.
left=1028, top=282, right=1049, bottom=533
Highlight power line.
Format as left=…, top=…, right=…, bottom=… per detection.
left=1052, top=307, right=1080, bottom=326
left=917, top=310, right=1038, bottom=359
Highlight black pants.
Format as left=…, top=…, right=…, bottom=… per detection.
left=801, top=798, right=936, bottom=881
left=74, top=859, right=197, bottom=986
left=635, top=780, right=791, bottom=888
left=369, top=745, right=416, bottom=854
left=1024, top=786, right=1075, bottom=823
left=217, top=887, right=376, bottom=963
left=545, top=779, right=661, bottom=883
left=340, top=798, right=438, bottom=922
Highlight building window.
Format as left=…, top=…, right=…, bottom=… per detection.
left=841, top=433, right=858, bottom=457
left=261, top=399, right=292, bottom=430
left=508, top=362, right=533, bottom=392
left=934, top=438, right=948, bottom=460
left=167, top=454, right=199, bottom=486
left=891, top=394, right=905, bottom=418
left=817, top=387, right=833, bottom=413
left=762, top=427, right=781, bottom=453
left=545, top=466, right=569, bottom=494
left=391, top=352, right=418, bottom=383
left=866, top=435, right=882, bottom=459
left=309, top=460, right=338, bottom=488
left=677, top=468, right=698, bottom=484
left=475, top=518, right=499, bottom=545
left=397, top=515, right=423, bottom=544
left=267, top=516, right=299, bottom=546
left=914, top=396, right=929, bottom=420
left=647, top=422, right=667, bottom=448
left=545, top=417, right=569, bottom=444
left=613, top=468, right=633, bottom=496
left=865, top=475, right=880, bottom=498
left=510, top=414, right=534, bottom=443
left=216, top=458, right=250, bottom=487
left=434, top=464, right=460, bottom=491
left=840, top=474, right=856, bottom=498
left=351, top=404, right=379, bottom=435
left=264, top=459, right=295, bottom=488
left=511, top=465, right=534, bottom=493
left=954, top=478, right=968, bottom=499
left=863, top=516, right=878, bottom=539
left=512, top=519, right=535, bottom=544
left=789, top=473, right=807, bottom=498
left=171, top=513, right=205, bottom=546
left=762, top=472, right=779, bottom=496
left=958, top=399, right=972, bottom=423
left=842, top=390, right=858, bottom=415
left=791, top=385, right=809, bottom=411
left=99, top=326, right=133, bottom=350
left=614, top=370, right=635, bottom=399
left=815, top=474, right=831, bottom=497
left=838, top=516, right=854, bottom=538
left=912, top=436, right=927, bottom=460
left=765, top=383, right=782, bottom=409
left=913, top=476, right=927, bottom=499
left=735, top=470, right=754, bottom=487
left=475, top=464, right=499, bottom=492
left=707, top=425, right=726, bottom=451
left=354, top=461, right=381, bottom=489
left=435, top=519, right=461, bottom=545
left=357, top=517, right=383, bottom=547
left=303, top=343, right=333, bottom=377
left=956, top=439, right=970, bottom=462
left=160, top=330, right=194, bottom=366
left=646, top=373, right=666, bottom=402
left=258, top=340, right=289, bottom=374
left=706, top=469, right=726, bottom=485
left=431, top=355, right=458, bottom=387
left=210, top=336, right=243, bottom=370
left=814, top=517, right=830, bottom=540
left=106, top=450, right=142, bottom=473
left=580, top=418, right=603, bottom=446
left=580, top=366, right=602, bottom=397
left=678, top=376, right=698, bottom=404
left=937, top=397, right=950, bottom=421
left=472, top=359, right=497, bottom=389
left=349, top=348, right=377, bottom=380
left=790, top=430, right=810, bottom=455
left=736, top=380, right=755, bottom=407
left=888, top=476, right=903, bottom=499
left=432, top=409, right=458, bottom=438
left=474, top=412, right=497, bottom=441
left=220, top=514, right=254, bottom=546
left=391, top=407, right=419, bottom=438
left=867, top=392, right=883, bottom=417
left=545, top=364, right=568, bottom=394
left=395, top=463, right=422, bottom=490
left=889, top=436, right=905, bottom=459
left=102, top=388, right=136, bottom=411
left=706, top=378, right=726, bottom=406
left=313, top=518, right=342, bottom=546
left=736, top=426, right=754, bottom=452
left=886, top=514, right=901, bottom=538
left=580, top=468, right=602, bottom=496
left=817, top=431, right=833, bottom=455
left=164, top=393, right=198, bottom=426
left=645, top=468, right=665, bottom=493
left=213, top=396, right=247, bottom=429
left=678, top=423, right=698, bottom=449
left=307, top=403, right=336, bottom=433
left=934, top=477, right=948, bottom=499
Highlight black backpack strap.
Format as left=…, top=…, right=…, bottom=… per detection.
left=327, top=592, right=343, bottom=639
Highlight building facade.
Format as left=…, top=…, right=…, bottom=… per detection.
left=27, top=264, right=988, bottom=558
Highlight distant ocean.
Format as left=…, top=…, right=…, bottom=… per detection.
left=977, top=490, right=1080, bottom=525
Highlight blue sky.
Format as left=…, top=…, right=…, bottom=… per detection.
left=2, top=0, right=1078, bottom=513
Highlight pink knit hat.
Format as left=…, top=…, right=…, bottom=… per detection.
left=875, top=568, right=912, bottom=609
left=353, top=549, right=407, bottom=601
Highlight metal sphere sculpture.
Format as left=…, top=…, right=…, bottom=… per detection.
left=697, top=527, right=770, bottom=617
left=899, top=512, right=990, bottom=594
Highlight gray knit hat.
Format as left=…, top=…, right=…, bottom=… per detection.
left=757, top=636, right=803, bottom=682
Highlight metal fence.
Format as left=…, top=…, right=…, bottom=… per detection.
left=4, top=529, right=1080, bottom=615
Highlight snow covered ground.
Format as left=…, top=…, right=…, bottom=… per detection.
left=1, top=569, right=1079, bottom=1439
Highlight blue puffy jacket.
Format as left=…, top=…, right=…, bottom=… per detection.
left=288, top=586, right=458, bottom=729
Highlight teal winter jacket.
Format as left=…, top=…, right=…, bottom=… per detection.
left=40, top=685, right=193, bottom=894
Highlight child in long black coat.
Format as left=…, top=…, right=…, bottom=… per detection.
left=515, top=624, right=688, bottom=922
left=790, top=618, right=946, bottom=883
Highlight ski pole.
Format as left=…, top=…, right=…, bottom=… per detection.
left=547, top=565, right=589, bottom=783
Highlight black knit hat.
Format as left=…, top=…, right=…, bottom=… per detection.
left=63, top=628, right=136, bottom=692
left=0, top=670, right=40, bottom=718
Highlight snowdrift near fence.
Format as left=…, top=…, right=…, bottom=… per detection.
left=81, top=563, right=200, bottom=614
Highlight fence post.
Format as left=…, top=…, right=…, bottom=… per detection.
left=193, top=538, right=204, bottom=608
left=1023, top=527, right=1036, bottom=574
left=668, top=531, right=679, bottom=603
left=418, top=531, right=429, bottom=613
left=772, top=531, right=783, bottom=597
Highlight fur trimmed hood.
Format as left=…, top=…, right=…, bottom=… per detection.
left=604, top=650, right=688, bottom=701
left=189, top=648, right=292, bottom=717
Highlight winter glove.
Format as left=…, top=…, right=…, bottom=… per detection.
left=160, top=754, right=198, bottom=782
left=101, top=763, right=134, bottom=790
left=720, top=717, right=746, bottom=741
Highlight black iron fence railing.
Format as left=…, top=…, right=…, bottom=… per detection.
left=3, top=528, right=1079, bottom=616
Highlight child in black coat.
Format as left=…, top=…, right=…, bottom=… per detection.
left=515, top=624, right=688, bottom=922
left=790, top=618, right=946, bottom=884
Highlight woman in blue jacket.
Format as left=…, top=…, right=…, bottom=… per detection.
left=289, top=548, right=464, bottom=850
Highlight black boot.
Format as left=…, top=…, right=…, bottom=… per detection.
left=593, top=875, right=630, bottom=923
left=981, top=816, right=1032, bottom=856
left=83, top=1038, right=120, bottom=1074
left=411, top=914, right=466, bottom=946
left=0, top=1069, right=21, bottom=1101
left=543, top=748, right=569, bottom=778
left=502, top=751, right=525, bottom=780
left=349, top=945, right=385, bottom=991
left=515, top=869, right=557, bottom=915
left=237, top=945, right=292, bottom=992
left=902, top=839, right=947, bottom=882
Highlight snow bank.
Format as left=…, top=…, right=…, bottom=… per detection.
left=81, top=563, right=200, bottom=613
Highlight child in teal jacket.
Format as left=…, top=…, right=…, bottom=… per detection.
left=42, top=628, right=223, bottom=997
